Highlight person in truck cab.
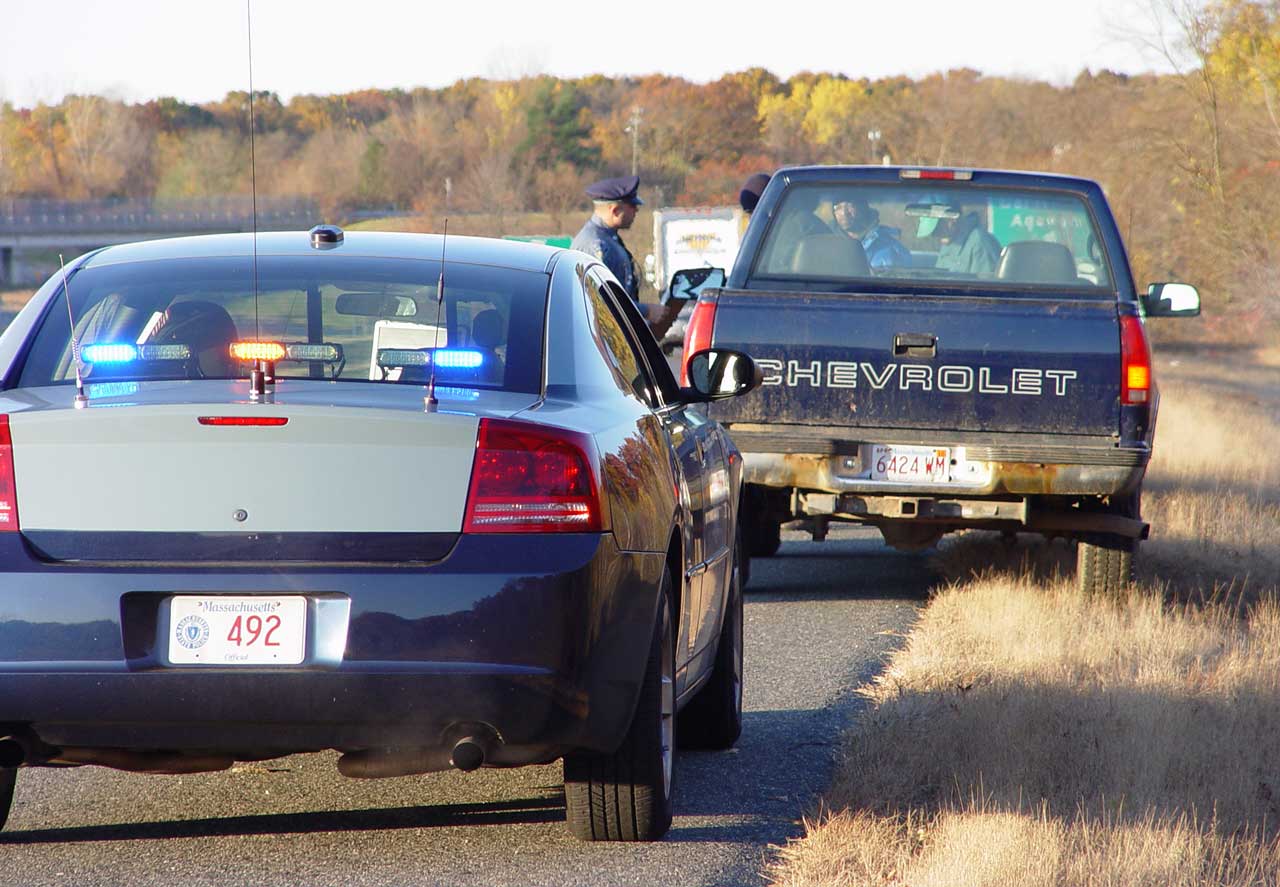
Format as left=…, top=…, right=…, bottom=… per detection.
left=832, top=198, right=912, bottom=268
left=924, top=204, right=1001, bottom=275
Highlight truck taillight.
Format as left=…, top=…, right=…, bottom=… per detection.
left=0, top=416, right=18, bottom=532
left=680, top=298, right=718, bottom=387
left=463, top=418, right=605, bottom=534
left=1120, top=314, right=1153, bottom=405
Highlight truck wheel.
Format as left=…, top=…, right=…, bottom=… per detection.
left=564, top=569, right=676, bottom=842
left=679, top=532, right=744, bottom=750
left=1076, top=493, right=1139, bottom=596
left=1077, top=534, right=1135, bottom=596
left=746, top=516, right=782, bottom=558
left=0, top=767, right=14, bottom=831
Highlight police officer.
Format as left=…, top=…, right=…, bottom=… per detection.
left=572, top=175, right=644, bottom=300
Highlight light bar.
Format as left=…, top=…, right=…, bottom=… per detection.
left=284, top=343, right=342, bottom=362
left=198, top=416, right=289, bottom=427
left=375, top=348, right=485, bottom=370
left=81, top=343, right=138, bottom=364
left=433, top=349, right=484, bottom=369
left=377, top=348, right=430, bottom=368
left=230, top=341, right=287, bottom=362
left=900, top=169, right=974, bottom=181
left=81, top=343, right=193, bottom=364
left=139, top=344, right=191, bottom=361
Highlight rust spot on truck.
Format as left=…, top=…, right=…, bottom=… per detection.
left=990, top=461, right=1062, bottom=495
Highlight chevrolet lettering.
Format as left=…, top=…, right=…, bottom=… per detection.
left=755, top=359, right=1078, bottom=396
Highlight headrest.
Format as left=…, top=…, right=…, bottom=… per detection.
left=996, top=241, right=1078, bottom=284
left=471, top=309, right=504, bottom=349
left=791, top=234, right=871, bottom=277
left=158, top=300, right=239, bottom=349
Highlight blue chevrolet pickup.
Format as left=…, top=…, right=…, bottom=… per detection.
left=668, top=166, right=1200, bottom=594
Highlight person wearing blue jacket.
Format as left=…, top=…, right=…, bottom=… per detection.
left=833, top=198, right=912, bottom=268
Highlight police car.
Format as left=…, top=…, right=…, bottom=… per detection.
left=0, top=228, right=759, bottom=842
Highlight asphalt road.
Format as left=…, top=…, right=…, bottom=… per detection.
left=0, top=527, right=929, bottom=887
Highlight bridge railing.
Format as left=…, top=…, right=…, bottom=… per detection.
left=0, top=197, right=321, bottom=235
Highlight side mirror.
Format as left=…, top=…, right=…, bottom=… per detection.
left=681, top=348, right=762, bottom=402
left=1142, top=283, right=1201, bottom=318
left=663, top=267, right=726, bottom=304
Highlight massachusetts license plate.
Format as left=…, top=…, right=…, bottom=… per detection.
left=168, top=597, right=306, bottom=665
left=870, top=445, right=951, bottom=483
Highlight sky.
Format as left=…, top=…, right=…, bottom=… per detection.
left=1, top=0, right=1179, bottom=109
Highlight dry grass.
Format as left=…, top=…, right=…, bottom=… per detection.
left=768, top=345, right=1280, bottom=886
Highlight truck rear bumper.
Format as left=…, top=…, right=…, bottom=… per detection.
left=742, top=444, right=1147, bottom=498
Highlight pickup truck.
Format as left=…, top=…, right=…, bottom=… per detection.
left=667, top=166, right=1200, bottom=594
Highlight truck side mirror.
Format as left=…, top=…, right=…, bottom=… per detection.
left=664, top=267, right=726, bottom=304
left=1142, top=283, right=1201, bottom=317
left=680, top=348, right=762, bottom=402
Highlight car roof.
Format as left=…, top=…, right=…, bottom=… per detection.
left=79, top=230, right=562, bottom=274
left=773, top=165, right=1103, bottom=193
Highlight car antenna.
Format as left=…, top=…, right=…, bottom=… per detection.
left=424, top=218, right=448, bottom=414
left=58, top=253, right=88, bottom=410
left=244, top=0, right=267, bottom=400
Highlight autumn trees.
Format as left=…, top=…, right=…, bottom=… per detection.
left=1, top=8, right=1279, bottom=322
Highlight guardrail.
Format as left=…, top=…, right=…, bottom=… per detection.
left=0, top=197, right=321, bottom=235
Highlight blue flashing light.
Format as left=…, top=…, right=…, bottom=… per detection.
left=432, top=349, right=484, bottom=369
left=82, top=343, right=138, bottom=364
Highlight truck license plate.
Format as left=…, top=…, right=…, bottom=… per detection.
left=168, top=596, right=306, bottom=665
left=870, top=445, right=951, bottom=483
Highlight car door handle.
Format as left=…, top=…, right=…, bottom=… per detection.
left=894, top=333, right=937, bottom=358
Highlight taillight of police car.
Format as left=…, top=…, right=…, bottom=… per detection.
left=463, top=419, right=605, bottom=533
left=0, top=416, right=17, bottom=533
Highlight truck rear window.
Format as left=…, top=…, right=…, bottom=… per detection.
left=754, top=183, right=1113, bottom=291
left=16, top=255, right=548, bottom=393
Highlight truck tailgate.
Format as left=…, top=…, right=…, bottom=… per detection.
left=708, top=289, right=1121, bottom=437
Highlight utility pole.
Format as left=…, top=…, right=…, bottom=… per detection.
left=867, top=129, right=882, bottom=165
left=625, top=106, right=644, bottom=176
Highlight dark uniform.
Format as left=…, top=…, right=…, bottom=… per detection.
left=571, top=175, right=643, bottom=302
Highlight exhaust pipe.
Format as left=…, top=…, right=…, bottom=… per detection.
left=0, top=736, right=26, bottom=768
left=449, top=737, right=486, bottom=773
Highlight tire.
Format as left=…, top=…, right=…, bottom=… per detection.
left=1076, top=492, right=1139, bottom=596
left=1077, top=534, right=1135, bottom=596
left=564, top=569, right=676, bottom=842
left=745, top=514, right=782, bottom=558
left=679, top=532, right=744, bottom=750
left=0, top=768, right=14, bottom=832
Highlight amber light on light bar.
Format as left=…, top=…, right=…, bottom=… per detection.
left=197, top=416, right=289, bottom=427
left=229, top=341, right=287, bottom=362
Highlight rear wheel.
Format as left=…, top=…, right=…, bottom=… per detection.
left=0, top=768, right=15, bottom=831
left=743, top=485, right=785, bottom=558
left=1076, top=493, right=1139, bottom=596
left=679, top=532, right=744, bottom=750
left=564, top=569, right=676, bottom=842
left=745, top=513, right=782, bottom=558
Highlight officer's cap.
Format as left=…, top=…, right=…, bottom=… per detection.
left=586, top=175, right=643, bottom=206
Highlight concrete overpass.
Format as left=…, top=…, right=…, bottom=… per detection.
left=0, top=197, right=321, bottom=286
